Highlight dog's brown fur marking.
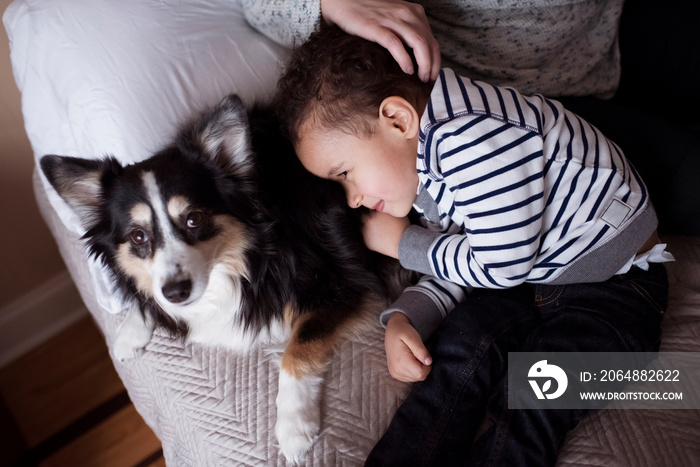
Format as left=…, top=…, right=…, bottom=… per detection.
left=281, top=312, right=340, bottom=380
left=116, top=242, right=155, bottom=295
left=280, top=294, right=385, bottom=380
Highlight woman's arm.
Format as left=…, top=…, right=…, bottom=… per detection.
left=242, top=0, right=440, bottom=81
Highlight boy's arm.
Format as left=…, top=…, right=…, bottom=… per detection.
left=379, top=275, right=468, bottom=382
left=384, top=313, right=431, bottom=382
left=405, top=114, right=545, bottom=288
left=379, top=275, right=468, bottom=340
left=361, top=211, right=408, bottom=259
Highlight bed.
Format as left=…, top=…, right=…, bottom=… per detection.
left=5, top=0, right=700, bottom=465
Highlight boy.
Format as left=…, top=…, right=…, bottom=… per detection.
left=276, top=26, right=673, bottom=466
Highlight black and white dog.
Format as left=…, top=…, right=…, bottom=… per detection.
left=40, top=95, right=405, bottom=461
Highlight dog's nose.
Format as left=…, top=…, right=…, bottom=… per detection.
left=162, top=279, right=192, bottom=303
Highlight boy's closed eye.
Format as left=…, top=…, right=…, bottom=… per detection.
left=326, top=162, right=349, bottom=181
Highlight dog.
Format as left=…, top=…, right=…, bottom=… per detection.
left=40, top=94, right=408, bottom=461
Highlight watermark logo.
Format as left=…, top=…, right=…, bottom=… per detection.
left=528, top=360, right=568, bottom=400
left=510, top=352, right=699, bottom=409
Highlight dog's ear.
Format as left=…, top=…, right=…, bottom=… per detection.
left=194, top=94, right=254, bottom=177
left=40, top=155, right=119, bottom=230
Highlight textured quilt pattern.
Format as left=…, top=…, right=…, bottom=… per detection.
left=101, top=313, right=410, bottom=466
left=98, top=237, right=700, bottom=466
left=558, top=236, right=700, bottom=466
left=42, top=190, right=700, bottom=466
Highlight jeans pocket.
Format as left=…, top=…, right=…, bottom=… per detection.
left=533, top=284, right=565, bottom=307
left=617, top=263, right=669, bottom=315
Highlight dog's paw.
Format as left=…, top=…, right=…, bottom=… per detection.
left=275, top=370, right=323, bottom=462
left=112, top=306, right=155, bottom=362
left=112, top=335, right=147, bottom=362
left=275, top=408, right=320, bottom=463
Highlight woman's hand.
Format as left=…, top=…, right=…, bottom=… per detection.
left=361, top=211, right=409, bottom=259
left=320, top=0, right=440, bottom=82
left=385, top=312, right=432, bottom=382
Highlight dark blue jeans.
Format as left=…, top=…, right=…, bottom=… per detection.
left=365, top=263, right=668, bottom=467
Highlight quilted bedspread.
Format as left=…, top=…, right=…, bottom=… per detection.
left=38, top=169, right=411, bottom=465
left=37, top=173, right=700, bottom=466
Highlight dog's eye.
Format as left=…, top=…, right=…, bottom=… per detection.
left=129, top=229, right=149, bottom=245
left=186, top=212, right=204, bottom=229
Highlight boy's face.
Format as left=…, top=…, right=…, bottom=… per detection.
left=296, top=121, right=420, bottom=218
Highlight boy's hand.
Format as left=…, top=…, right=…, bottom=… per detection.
left=362, top=211, right=409, bottom=259
left=385, top=312, right=432, bottom=382
left=320, top=0, right=441, bottom=82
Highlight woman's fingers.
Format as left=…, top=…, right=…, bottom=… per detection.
left=321, top=0, right=440, bottom=81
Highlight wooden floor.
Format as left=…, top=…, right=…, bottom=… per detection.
left=0, top=316, right=164, bottom=467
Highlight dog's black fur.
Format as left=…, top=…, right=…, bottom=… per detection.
left=41, top=94, right=403, bottom=341
left=41, top=95, right=414, bottom=459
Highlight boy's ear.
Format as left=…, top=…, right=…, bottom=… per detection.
left=379, top=97, right=420, bottom=139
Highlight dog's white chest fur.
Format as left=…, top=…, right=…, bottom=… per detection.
left=114, top=271, right=317, bottom=462
left=164, top=263, right=289, bottom=351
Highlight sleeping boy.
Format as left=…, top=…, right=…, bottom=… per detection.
left=276, top=25, right=673, bottom=466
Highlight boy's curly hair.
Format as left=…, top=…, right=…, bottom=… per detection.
left=276, top=25, right=433, bottom=145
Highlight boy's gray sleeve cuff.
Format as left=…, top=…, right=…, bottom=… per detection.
left=379, top=289, right=446, bottom=341
left=398, top=225, right=442, bottom=276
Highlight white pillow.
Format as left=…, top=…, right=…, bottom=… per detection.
left=5, top=0, right=288, bottom=313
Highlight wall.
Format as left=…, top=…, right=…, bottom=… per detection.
left=1, top=0, right=85, bottom=366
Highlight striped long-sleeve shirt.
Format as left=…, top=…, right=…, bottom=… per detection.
left=399, top=68, right=658, bottom=291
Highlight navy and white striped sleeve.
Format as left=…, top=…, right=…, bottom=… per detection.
left=379, top=275, right=468, bottom=340
left=404, top=115, right=546, bottom=288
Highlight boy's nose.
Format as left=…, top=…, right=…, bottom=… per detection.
left=346, top=191, right=363, bottom=209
